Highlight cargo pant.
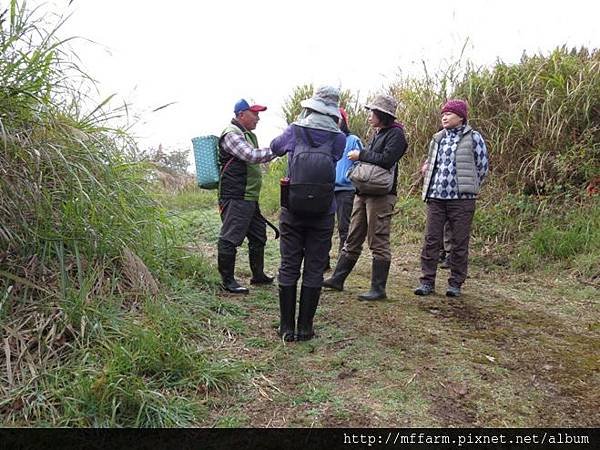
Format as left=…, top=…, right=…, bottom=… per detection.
left=419, top=198, right=476, bottom=288
left=278, top=208, right=335, bottom=288
left=341, top=193, right=397, bottom=262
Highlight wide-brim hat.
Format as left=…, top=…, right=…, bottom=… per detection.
left=365, top=94, right=398, bottom=119
left=300, top=85, right=341, bottom=119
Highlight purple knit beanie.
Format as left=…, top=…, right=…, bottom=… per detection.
left=441, top=99, right=468, bottom=121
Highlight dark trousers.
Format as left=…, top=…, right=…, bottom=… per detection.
left=419, top=198, right=476, bottom=288
left=278, top=208, right=335, bottom=288
left=218, top=199, right=267, bottom=253
left=335, top=190, right=355, bottom=252
left=441, top=221, right=452, bottom=256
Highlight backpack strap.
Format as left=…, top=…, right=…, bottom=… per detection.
left=217, top=131, right=238, bottom=177
left=220, top=156, right=235, bottom=178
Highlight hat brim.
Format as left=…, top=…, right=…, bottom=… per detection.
left=248, top=105, right=267, bottom=112
left=364, top=104, right=397, bottom=119
left=301, top=99, right=341, bottom=119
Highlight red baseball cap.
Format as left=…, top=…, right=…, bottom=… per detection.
left=234, top=99, right=267, bottom=115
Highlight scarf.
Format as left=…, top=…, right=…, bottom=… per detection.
left=293, top=109, right=340, bottom=133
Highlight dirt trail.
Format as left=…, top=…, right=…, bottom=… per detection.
left=199, top=235, right=599, bottom=427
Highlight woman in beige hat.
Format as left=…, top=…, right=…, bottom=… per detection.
left=323, top=94, right=407, bottom=301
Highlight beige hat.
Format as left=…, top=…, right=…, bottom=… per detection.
left=365, top=94, right=398, bottom=118
left=300, top=85, right=341, bottom=119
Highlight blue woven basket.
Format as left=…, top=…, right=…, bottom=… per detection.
left=192, top=135, right=220, bottom=189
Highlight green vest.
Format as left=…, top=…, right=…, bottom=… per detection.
left=219, top=124, right=262, bottom=201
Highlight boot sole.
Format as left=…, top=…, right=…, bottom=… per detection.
left=296, top=334, right=314, bottom=341
left=278, top=332, right=295, bottom=342
left=223, top=288, right=249, bottom=294
left=357, top=296, right=386, bottom=301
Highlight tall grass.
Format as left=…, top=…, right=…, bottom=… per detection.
left=1, top=1, right=244, bottom=426
left=455, top=47, right=600, bottom=194
left=282, top=47, right=600, bottom=277
left=386, top=48, right=600, bottom=198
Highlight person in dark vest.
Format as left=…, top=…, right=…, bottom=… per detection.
left=325, top=107, right=364, bottom=270
left=270, top=86, right=346, bottom=341
left=323, top=94, right=407, bottom=301
left=217, top=98, right=279, bottom=294
left=414, top=99, right=489, bottom=297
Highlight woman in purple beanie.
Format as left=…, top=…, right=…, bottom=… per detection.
left=414, top=99, right=489, bottom=298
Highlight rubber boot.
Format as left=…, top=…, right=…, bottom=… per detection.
left=278, top=284, right=296, bottom=342
left=217, top=251, right=249, bottom=294
left=249, top=247, right=274, bottom=285
left=296, top=286, right=321, bottom=341
left=358, top=259, right=391, bottom=301
left=322, top=255, right=357, bottom=291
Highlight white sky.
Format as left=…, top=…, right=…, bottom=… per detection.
left=35, top=0, right=600, bottom=164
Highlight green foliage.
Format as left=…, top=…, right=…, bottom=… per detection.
left=281, top=83, right=370, bottom=142
left=478, top=196, right=600, bottom=273
left=139, top=145, right=191, bottom=174
left=260, top=156, right=287, bottom=215
left=0, top=0, right=168, bottom=279
left=282, top=84, right=314, bottom=125
left=530, top=202, right=600, bottom=260
left=0, top=1, right=245, bottom=427
left=388, top=47, right=600, bottom=197
left=454, top=46, right=600, bottom=194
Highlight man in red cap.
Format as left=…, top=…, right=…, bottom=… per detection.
left=217, top=98, right=278, bottom=294
left=414, top=99, right=489, bottom=298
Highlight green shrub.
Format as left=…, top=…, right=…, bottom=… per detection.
left=0, top=1, right=245, bottom=427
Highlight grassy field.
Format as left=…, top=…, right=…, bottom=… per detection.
left=161, top=188, right=599, bottom=427
left=1, top=0, right=598, bottom=427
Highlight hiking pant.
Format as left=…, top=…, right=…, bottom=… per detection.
left=341, top=194, right=397, bottom=262
left=218, top=199, right=267, bottom=254
left=335, top=190, right=355, bottom=252
left=440, top=221, right=452, bottom=257
left=278, top=208, right=335, bottom=288
left=420, top=198, right=476, bottom=288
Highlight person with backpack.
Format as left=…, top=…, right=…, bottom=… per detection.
left=270, top=86, right=346, bottom=341
left=217, top=98, right=279, bottom=294
left=414, top=99, right=489, bottom=298
left=324, top=107, right=364, bottom=270
left=323, top=94, right=407, bottom=301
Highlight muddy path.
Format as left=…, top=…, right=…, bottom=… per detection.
left=193, top=212, right=599, bottom=427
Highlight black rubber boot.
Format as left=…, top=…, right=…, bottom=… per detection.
left=358, top=259, right=391, bottom=301
left=278, top=284, right=297, bottom=342
left=296, top=286, right=321, bottom=341
left=322, top=255, right=357, bottom=291
left=217, top=251, right=249, bottom=294
left=249, top=247, right=274, bottom=285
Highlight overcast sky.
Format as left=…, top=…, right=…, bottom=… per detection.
left=37, top=0, right=599, bottom=162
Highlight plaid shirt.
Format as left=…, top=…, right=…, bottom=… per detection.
left=222, top=132, right=275, bottom=164
left=428, top=126, right=489, bottom=200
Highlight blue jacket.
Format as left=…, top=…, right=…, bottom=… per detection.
left=335, top=134, right=363, bottom=192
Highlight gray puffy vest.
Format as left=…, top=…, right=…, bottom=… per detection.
left=422, top=125, right=480, bottom=200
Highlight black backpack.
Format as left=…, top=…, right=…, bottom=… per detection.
left=287, top=126, right=337, bottom=216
